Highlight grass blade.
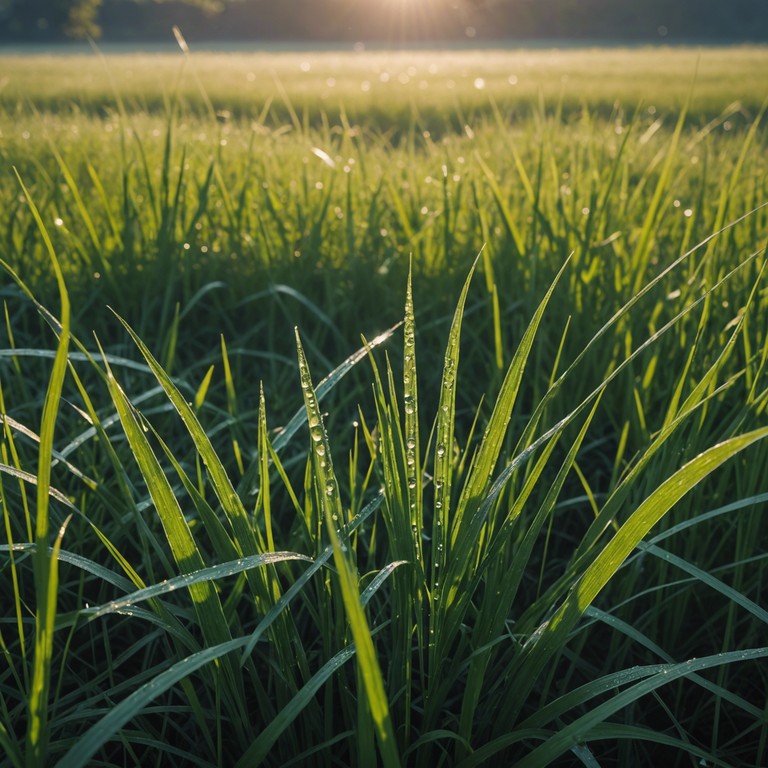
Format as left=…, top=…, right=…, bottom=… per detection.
left=511, top=427, right=768, bottom=723
left=296, top=331, right=401, bottom=768
left=53, top=637, right=250, bottom=768
left=13, top=169, right=71, bottom=768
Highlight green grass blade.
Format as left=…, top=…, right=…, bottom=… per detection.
left=102, top=355, right=233, bottom=625
left=514, top=647, right=768, bottom=768
left=431, top=257, right=477, bottom=623
left=360, top=561, right=410, bottom=607
left=639, top=542, right=768, bottom=624
left=629, top=77, right=690, bottom=291
left=475, top=152, right=525, bottom=256
left=514, top=427, right=768, bottom=718
left=0, top=722, right=23, bottom=768
left=1, top=543, right=133, bottom=595
left=101, top=349, right=257, bottom=742
left=234, top=643, right=358, bottom=767
left=112, top=313, right=262, bottom=559
left=238, top=322, right=399, bottom=495
left=296, top=331, right=401, bottom=768
left=257, top=383, right=276, bottom=552
left=449, top=256, right=570, bottom=568
left=82, top=552, right=312, bottom=620
left=13, top=169, right=71, bottom=768
left=240, top=492, right=385, bottom=662
left=573, top=724, right=735, bottom=768
left=459, top=648, right=768, bottom=767
left=584, top=606, right=767, bottom=722
left=53, top=637, right=251, bottom=768
left=403, top=263, right=422, bottom=563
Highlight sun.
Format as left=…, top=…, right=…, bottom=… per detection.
left=369, top=0, right=455, bottom=42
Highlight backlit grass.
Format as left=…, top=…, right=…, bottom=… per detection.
left=1, top=46, right=767, bottom=766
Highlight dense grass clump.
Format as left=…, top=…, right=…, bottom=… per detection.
left=1, top=47, right=767, bottom=766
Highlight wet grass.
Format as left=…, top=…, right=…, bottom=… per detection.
left=1, top=46, right=767, bottom=766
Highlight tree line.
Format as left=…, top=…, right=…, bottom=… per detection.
left=1, top=0, right=767, bottom=43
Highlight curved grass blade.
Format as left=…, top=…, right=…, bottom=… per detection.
left=53, top=637, right=251, bottom=768
left=459, top=648, right=768, bottom=768
left=112, top=312, right=262, bottom=556
left=81, top=552, right=312, bottom=621
left=280, top=731, right=356, bottom=768
left=638, top=542, right=768, bottom=624
left=360, top=561, right=410, bottom=607
left=234, top=643, right=358, bottom=767
left=402, top=729, right=474, bottom=760
left=1, top=544, right=134, bottom=595
left=102, top=349, right=255, bottom=732
left=572, top=724, right=735, bottom=768
left=0, top=463, right=78, bottom=513
left=584, top=606, right=767, bottom=722
left=509, top=427, right=768, bottom=723
left=513, top=647, right=768, bottom=768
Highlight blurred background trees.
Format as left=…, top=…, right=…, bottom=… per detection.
left=1, top=0, right=766, bottom=43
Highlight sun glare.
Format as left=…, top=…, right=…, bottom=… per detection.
left=370, top=0, right=452, bottom=42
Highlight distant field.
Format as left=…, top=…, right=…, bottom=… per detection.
left=1, top=46, right=767, bottom=767
left=2, top=45, right=768, bottom=126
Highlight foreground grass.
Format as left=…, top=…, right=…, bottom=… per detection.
left=1, top=47, right=767, bottom=766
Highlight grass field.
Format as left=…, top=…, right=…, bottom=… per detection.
left=1, top=46, right=768, bottom=766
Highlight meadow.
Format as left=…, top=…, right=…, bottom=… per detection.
left=1, top=45, right=767, bottom=766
